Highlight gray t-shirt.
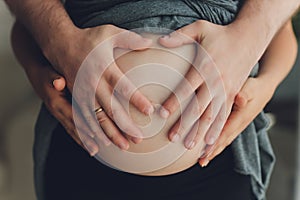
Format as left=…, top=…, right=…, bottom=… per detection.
left=33, top=1, right=275, bottom=200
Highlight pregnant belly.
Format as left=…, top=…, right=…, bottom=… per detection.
left=94, top=33, right=206, bottom=176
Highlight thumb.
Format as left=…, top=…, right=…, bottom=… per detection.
left=52, top=76, right=66, bottom=92
left=45, top=66, right=66, bottom=91
left=234, top=81, right=254, bottom=109
left=113, top=29, right=152, bottom=50
left=159, top=21, right=203, bottom=48
left=234, top=92, right=248, bottom=109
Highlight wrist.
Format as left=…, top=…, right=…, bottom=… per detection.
left=227, top=21, right=270, bottom=62
left=42, top=26, right=83, bottom=74
left=48, top=25, right=116, bottom=82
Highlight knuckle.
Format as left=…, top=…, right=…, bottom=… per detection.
left=179, top=86, right=192, bottom=98
left=177, top=123, right=190, bottom=135
left=85, top=115, right=95, bottom=125
left=197, top=103, right=206, bottom=116
left=203, top=115, right=213, bottom=124
left=191, top=107, right=200, bottom=117
left=195, top=20, right=205, bottom=27
left=105, top=108, right=114, bottom=119
left=107, top=132, right=115, bottom=141
left=216, top=113, right=226, bottom=123
left=102, top=24, right=116, bottom=35
left=201, top=63, right=212, bottom=76
left=97, top=113, right=109, bottom=124
left=120, top=84, right=132, bottom=98
left=177, top=82, right=194, bottom=98
left=177, top=126, right=185, bottom=134
left=46, top=99, right=58, bottom=111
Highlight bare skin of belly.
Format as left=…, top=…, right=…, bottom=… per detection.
left=95, top=33, right=206, bottom=176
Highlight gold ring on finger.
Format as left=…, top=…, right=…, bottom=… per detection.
left=94, top=107, right=104, bottom=114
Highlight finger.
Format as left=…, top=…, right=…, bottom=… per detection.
left=113, top=29, right=152, bottom=50
left=159, top=23, right=200, bottom=48
left=183, top=103, right=215, bottom=149
left=171, top=103, right=214, bottom=150
left=95, top=82, right=143, bottom=139
left=204, top=101, right=229, bottom=145
left=79, top=131, right=99, bottom=156
left=160, top=67, right=204, bottom=119
left=78, top=101, right=111, bottom=146
left=182, top=121, right=204, bottom=150
left=68, top=104, right=100, bottom=156
left=95, top=108, right=130, bottom=150
left=199, top=106, right=248, bottom=167
left=47, top=93, right=99, bottom=156
left=53, top=77, right=66, bottom=92
left=168, top=84, right=211, bottom=142
left=106, top=62, right=154, bottom=115
left=44, top=66, right=66, bottom=91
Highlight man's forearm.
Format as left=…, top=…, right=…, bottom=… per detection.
left=5, top=0, right=78, bottom=61
left=11, top=21, right=50, bottom=84
left=231, top=0, right=300, bottom=57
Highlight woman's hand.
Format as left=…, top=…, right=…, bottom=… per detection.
left=44, top=25, right=155, bottom=149
left=198, top=76, right=274, bottom=166
left=198, top=19, right=298, bottom=166
left=158, top=20, right=264, bottom=149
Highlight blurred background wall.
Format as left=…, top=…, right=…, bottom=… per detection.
left=0, top=1, right=39, bottom=199
left=0, top=1, right=299, bottom=200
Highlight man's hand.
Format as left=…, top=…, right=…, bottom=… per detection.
left=33, top=65, right=99, bottom=156
left=7, top=1, right=155, bottom=150
left=52, top=25, right=155, bottom=149
left=12, top=21, right=153, bottom=153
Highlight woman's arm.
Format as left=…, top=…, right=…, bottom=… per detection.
left=257, top=21, right=298, bottom=91
left=199, top=20, right=298, bottom=166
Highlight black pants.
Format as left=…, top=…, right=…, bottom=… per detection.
left=45, top=124, right=254, bottom=200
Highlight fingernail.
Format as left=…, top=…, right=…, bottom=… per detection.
left=119, top=143, right=129, bottom=150
left=207, top=136, right=216, bottom=145
left=90, top=150, right=97, bottom=157
left=160, top=107, right=170, bottom=119
left=145, top=105, right=154, bottom=115
left=186, top=140, right=195, bottom=149
left=201, top=159, right=210, bottom=167
left=86, top=145, right=98, bottom=157
left=171, top=133, right=180, bottom=143
left=132, top=137, right=142, bottom=144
